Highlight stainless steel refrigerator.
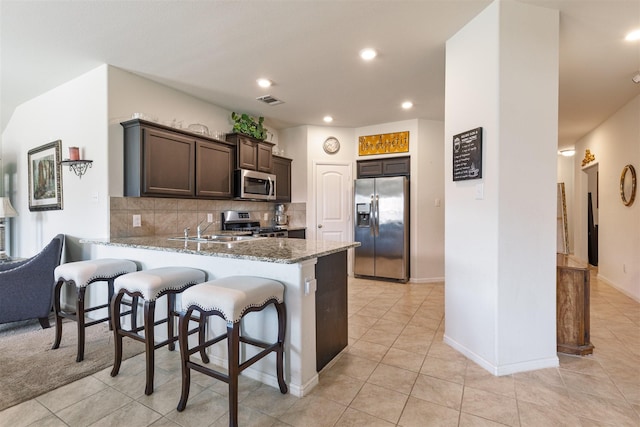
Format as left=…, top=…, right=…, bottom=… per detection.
left=354, top=176, right=409, bottom=282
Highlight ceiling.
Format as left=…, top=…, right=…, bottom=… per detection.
left=1, top=1, right=639, bottom=150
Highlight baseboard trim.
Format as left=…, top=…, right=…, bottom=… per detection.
left=443, top=335, right=559, bottom=376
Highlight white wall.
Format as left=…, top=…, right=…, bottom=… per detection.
left=302, top=125, right=356, bottom=242
left=444, top=0, right=559, bottom=375
left=278, top=119, right=445, bottom=283
left=0, top=65, right=288, bottom=259
left=1, top=65, right=109, bottom=260
left=278, top=126, right=308, bottom=203
left=417, top=119, right=445, bottom=282
left=107, top=66, right=279, bottom=197
left=355, top=119, right=445, bottom=282
left=574, top=95, right=640, bottom=301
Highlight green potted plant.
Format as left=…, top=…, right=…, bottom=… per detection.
left=231, top=112, right=267, bottom=140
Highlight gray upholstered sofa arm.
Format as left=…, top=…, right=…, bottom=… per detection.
left=0, top=234, right=64, bottom=327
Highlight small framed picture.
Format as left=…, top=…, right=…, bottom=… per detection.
left=28, top=140, right=63, bottom=211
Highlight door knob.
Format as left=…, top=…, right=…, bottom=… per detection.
left=318, top=224, right=323, bottom=228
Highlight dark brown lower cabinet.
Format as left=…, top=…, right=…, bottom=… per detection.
left=556, top=254, right=594, bottom=355
left=315, top=251, right=348, bottom=371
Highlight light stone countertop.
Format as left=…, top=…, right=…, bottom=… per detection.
left=80, top=236, right=359, bottom=264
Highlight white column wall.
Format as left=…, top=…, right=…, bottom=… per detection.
left=444, top=0, right=559, bottom=375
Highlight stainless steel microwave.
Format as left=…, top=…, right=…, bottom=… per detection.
left=234, top=169, right=276, bottom=201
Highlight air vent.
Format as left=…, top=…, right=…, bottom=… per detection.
left=256, top=95, right=284, bottom=106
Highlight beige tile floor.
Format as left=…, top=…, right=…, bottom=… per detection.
left=1, top=270, right=638, bottom=426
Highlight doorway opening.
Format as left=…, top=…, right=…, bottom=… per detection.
left=584, top=164, right=598, bottom=266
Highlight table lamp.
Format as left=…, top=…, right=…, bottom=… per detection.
left=0, top=197, right=18, bottom=260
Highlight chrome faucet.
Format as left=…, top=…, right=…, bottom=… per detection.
left=183, top=227, right=190, bottom=238
left=196, top=219, right=213, bottom=239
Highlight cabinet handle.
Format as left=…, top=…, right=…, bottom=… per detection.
left=318, top=224, right=323, bottom=228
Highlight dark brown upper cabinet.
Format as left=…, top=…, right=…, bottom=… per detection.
left=226, top=133, right=274, bottom=173
left=357, top=156, right=411, bottom=178
left=272, top=155, right=292, bottom=202
left=122, top=119, right=235, bottom=199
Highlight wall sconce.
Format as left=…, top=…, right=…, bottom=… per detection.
left=60, top=146, right=93, bottom=178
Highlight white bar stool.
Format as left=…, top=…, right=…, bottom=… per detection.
left=110, top=266, right=206, bottom=395
left=52, top=258, right=137, bottom=362
left=176, top=276, right=287, bottom=427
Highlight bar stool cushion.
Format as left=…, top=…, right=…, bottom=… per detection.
left=181, top=276, right=285, bottom=324
left=54, top=258, right=137, bottom=288
left=114, top=267, right=206, bottom=301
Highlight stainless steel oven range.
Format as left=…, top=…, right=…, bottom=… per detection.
left=221, top=211, right=288, bottom=238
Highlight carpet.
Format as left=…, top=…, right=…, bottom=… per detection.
left=0, top=318, right=144, bottom=411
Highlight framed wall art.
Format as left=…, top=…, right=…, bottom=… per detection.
left=452, top=127, right=482, bottom=181
left=28, top=140, right=63, bottom=211
left=358, top=131, right=409, bottom=156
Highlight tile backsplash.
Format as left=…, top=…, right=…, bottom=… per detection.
left=110, top=197, right=306, bottom=238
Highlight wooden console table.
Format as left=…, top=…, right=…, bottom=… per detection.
left=556, top=254, right=594, bottom=355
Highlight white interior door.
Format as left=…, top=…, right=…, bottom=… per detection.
left=314, top=163, right=351, bottom=243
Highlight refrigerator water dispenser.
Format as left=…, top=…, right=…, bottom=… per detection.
left=356, top=203, right=371, bottom=227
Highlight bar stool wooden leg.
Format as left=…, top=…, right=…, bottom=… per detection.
left=275, top=301, right=288, bottom=394
left=52, top=279, right=65, bottom=350
left=199, top=318, right=209, bottom=364
left=227, top=323, right=241, bottom=427
left=110, top=291, right=126, bottom=377
left=167, top=293, right=176, bottom=351
left=177, top=309, right=193, bottom=412
left=144, top=300, right=156, bottom=396
left=76, top=287, right=87, bottom=362
left=107, top=278, right=115, bottom=331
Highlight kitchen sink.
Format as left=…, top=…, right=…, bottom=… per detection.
left=168, top=235, right=260, bottom=243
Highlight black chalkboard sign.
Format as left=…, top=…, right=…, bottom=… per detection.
left=453, top=127, right=483, bottom=181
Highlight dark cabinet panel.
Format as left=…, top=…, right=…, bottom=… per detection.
left=142, top=128, right=195, bottom=197
left=357, top=156, right=410, bottom=178
left=237, top=137, right=258, bottom=170
left=196, top=141, right=233, bottom=198
left=383, top=157, right=411, bottom=176
left=358, top=161, right=383, bottom=177
left=315, top=251, right=348, bottom=371
left=257, top=143, right=273, bottom=172
left=287, top=229, right=306, bottom=239
left=272, top=156, right=291, bottom=202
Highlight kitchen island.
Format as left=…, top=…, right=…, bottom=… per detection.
left=81, top=236, right=359, bottom=396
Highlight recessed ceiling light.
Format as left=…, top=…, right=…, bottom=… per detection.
left=401, top=101, right=413, bottom=109
left=559, top=149, right=576, bottom=157
left=625, top=29, right=640, bottom=41
left=257, top=78, right=272, bottom=88
left=359, top=48, right=377, bottom=61
left=323, top=116, right=333, bottom=123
